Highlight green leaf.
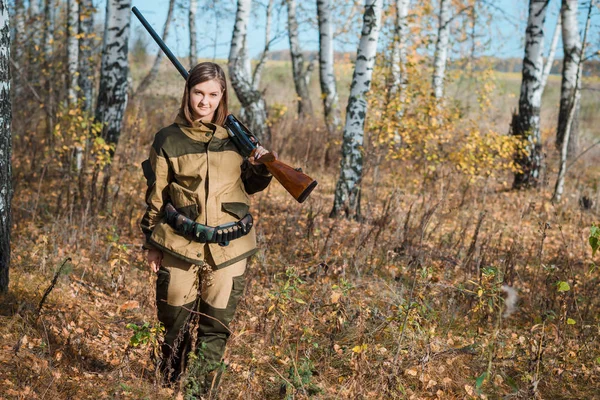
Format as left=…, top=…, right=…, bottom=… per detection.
left=566, top=318, right=576, bottom=325
left=294, top=298, right=306, bottom=304
left=590, top=236, right=599, bottom=257
left=557, top=281, right=570, bottom=292
left=475, top=372, right=488, bottom=389
left=590, top=225, right=600, bottom=256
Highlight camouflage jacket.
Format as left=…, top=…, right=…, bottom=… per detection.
left=141, top=111, right=272, bottom=269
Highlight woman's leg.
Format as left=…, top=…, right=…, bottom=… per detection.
left=187, top=256, right=247, bottom=394
left=156, top=253, right=201, bottom=382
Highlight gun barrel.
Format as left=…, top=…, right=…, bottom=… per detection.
left=131, top=7, right=189, bottom=80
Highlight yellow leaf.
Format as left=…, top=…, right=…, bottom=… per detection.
left=330, top=291, right=342, bottom=304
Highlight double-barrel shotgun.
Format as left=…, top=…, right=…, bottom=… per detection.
left=131, top=6, right=317, bottom=203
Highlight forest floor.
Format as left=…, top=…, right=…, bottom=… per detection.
left=1, top=63, right=600, bottom=399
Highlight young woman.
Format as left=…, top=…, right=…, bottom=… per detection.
left=141, top=62, right=273, bottom=395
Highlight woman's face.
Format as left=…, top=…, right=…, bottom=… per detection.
left=189, top=79, right=223, bottom=122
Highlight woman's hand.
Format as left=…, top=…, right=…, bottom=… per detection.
left=147, top=248, right=163, bottom=273
left=248, top=145, right=277, bottom=165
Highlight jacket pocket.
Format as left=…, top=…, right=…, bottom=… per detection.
left=221, top=202, right=250, bottom=219
left=169, top=181, right=200, bottom=221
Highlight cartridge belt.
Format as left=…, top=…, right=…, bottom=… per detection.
left=164, top=203, right=253, bottom=246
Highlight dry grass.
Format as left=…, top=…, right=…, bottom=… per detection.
left=1, top=61, right=600, bottom=400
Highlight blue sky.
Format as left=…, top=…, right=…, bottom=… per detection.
left=124, top=0, right=599, bottom=61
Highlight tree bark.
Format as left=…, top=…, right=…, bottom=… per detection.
left=78, top=0, right=95, bottom=114
left=286, top=0, right=314, bottom=117
left=12, top=0, right=24, bottom=98
left=0, top=0, right=12, bottom=293
left=330, top=0, right=383, bottom=219
left=553, top=0, right=593, bottom=202
left=556, top=0, right=581, bottom=157
left=66, top=0, right=79, bottom=104
left=390, top=0, right=409, bottom=101
left=189, top=0, right=198, bottom=69
left=540, top=15, right=560, bottom=94
left=432, top=0, right=450, bottom=100
left=43, top=0, right=55, bottom=142
left=95, top=0, right=132, bottom=149
left=317, top=0, right=341, bottom=135
left=135, top=0, right=175, bottom=97
left=512, top=0, right=549, bottom=189
left=252, top=0, right=273, bottom=90
left=228, top=0, right=270, bottom=143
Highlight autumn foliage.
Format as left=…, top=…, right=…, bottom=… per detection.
left=2, top=1, right=600, bottom=399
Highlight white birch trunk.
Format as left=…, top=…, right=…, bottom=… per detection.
left=135, top=0, right=175, bottom=96
left=95, top=0, right=132, bottom=148
left=556, top=0, right=581, bottom=156
left=43, top=0, right=54, bottom=58
left=78, top=0, right=95, bottom=114
left=189, top=0, right=198, bottom=69
left=317, top=0, right=341, bottom=135
left=286, top=0, right=313, bottom=117
left=228, top=0, right=270, bottom=143
left=252, top=0, right=273, bottom=90
left=390, top=0, right=409, bottom=99
left=66, top=0, right=79, bottom=104
left=331, top=0, right=383, bottom=219
left=12, top=0, right=24, bottom=98
left=540, top=16, right=560, bottom=94
left=13, top=0, right=24, bottom=63
left=43, top=0, right=54, bottom=141
left=0, top=0, right=11, bottom=292
left=28, top=1, right=42, bottom=83
left=553, top=0, right=593, bottom=202
left=432, top=0, right=450, bottom=100
left=512, top=0, right=548, bottom=189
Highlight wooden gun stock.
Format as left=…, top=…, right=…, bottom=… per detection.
left=253, top=152, right=318, bottom=203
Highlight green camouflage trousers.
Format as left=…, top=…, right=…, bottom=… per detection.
left=156, top=249, right=247, bottom=395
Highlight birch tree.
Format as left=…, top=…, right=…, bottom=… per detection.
left=286, top=0, right=314, bottom=117
left=331, top=0, right=383, bottom=219
left=78, top=0, right=95, bottom=113
left=95, top=0, right=132, bottom=148
left=540, top=16, right=561, bottom=94
left=0, top=0, right=11, bottom=293
left=511, top=0, right=549, bottom=189
left=43, top=0, right=55, bottom=140
left=66, top=0, right=79, bottom=104
left=390, top=0, right=409, bottom=103
left=189, top=0, right=198, bottom=68
left=317, top=0, right=341, bottom=135
left=432, top=0, right=450, bottom=100
left=251, top=0, right=274, bottom=90
left=12, top=0, right=24, bottom=98
left=553, top=0, right=594, bottom=202
left=556, top=0, right=581, bottom=157
left=135, top=0, right=175, bottom=96
left=228, top=0, right=270, bottom=143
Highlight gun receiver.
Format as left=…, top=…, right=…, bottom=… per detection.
left=224, top=115, right=317, bottom=203
left=132, top=6, right=318, bottom=203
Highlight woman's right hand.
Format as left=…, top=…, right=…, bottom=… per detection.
left=147, top=249, right=163, bottom=273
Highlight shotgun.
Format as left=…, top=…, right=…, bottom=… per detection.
left=132, top=7, right=318, bottom=203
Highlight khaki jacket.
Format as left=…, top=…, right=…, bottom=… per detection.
left=141, top=112, right=272, bottom=269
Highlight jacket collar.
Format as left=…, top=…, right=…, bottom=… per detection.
left=174, top=110, right=230, bottom=142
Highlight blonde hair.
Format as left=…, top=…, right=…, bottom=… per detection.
left=180, top=62, right=228, bottom=126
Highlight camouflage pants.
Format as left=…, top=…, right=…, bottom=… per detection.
left=156, top=249, right=247, bottom=394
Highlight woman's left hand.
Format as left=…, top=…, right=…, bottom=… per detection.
left=249, top=145, right=277, bottom=165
